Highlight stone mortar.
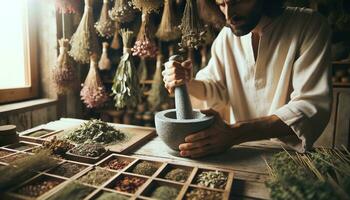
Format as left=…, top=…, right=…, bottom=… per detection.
left=155, top=55, right=214, bottom=151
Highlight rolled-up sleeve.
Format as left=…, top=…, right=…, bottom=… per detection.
left=194, top=33, right=229, bottom=111
left=273, top=12, right=332, bottom=153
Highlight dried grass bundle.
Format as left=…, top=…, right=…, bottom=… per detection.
left=80, top=55, right=109, bottom=108
left=55, top=0, right=81, bottom=14
left=131, top=13, right=157, bottom=58
left=52, top=38, right=77, bottom=94
left=131, top=0, right=163, bottom=14
left=138, top=58, right=148, bottom=82
left=111, top=22, right=121, bottom=49
left=109, top=0, right=135, bottom=23
left=95, top=0, right=115, bottom=38
left=69, top=0, right=100, bottom=64
left=98, top=42, right=112, bottom=70
left=147, top=53, right=168, bottom=111
left=178, top=0, right=206, bottom=50
left=112, top=29, right=140, bottom=109
left=0, top=150, right=59, bottom=190
left=156, top=0, right=180, bottom=41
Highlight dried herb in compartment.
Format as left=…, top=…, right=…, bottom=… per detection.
left=79, top=168, right=115, bottom=186
left=156, top=0, right=180, bottom=41
left=196, top=170, right=227, bottom=189
left=109, top=0, right=135, bottom=23
left=95, top=191, right=129, bottom=200
left=80, top=56, right=109, bottom=108
left=47, top=181, right=94, bottom=200
left=164, top=168, right=190, bottom=182
left=0, top=149, right=13, bottom=158
left=70, top=144, right=106, bottom=158
left=186, top=188, right=223, bottom=200
left=151, top=185, right=179, bottom=200
left=50, top=162, right=86, bottom=178
left=15, top=178, right=61, bottom=197
left=65, top=119, right=126, bottom=145
left=98, top=42, right=112, bottom=71
left=0, top=153, right=28, bottom=163
left=95, top=0, right=115, bottom=38
left=103, top=158, right=131, bottom=170
left=112, top=29, right=141, bottom=109
left=132, top=161, right=158, bottom=176
left=113, top=176, right=146, bottom=193
left=69, top=0, right=100, bottom=63
left=39, top=136, right=75, bottom=156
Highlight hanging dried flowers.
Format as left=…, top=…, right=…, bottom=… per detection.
left=131, top=0, right=163, bottom=14
left=156, top=0, right=180, bottom=41
left=131, top=12, right=158, bottom=58
left=80, top=55, right=109, bottom=108
left=55, top=0, right=81, bottom=14
left=52, top=38, right=77, bottom=94
left=109, top=0, right=135, bottom=23
left=95, top=0, right=115, bottom=38
left=98, top=42, right=112, bottom=71
left=112, top=29, right=140, bottom=109
left=69, top=0, right=100, bottom=64
left=178, top=0, right=206, bottom=51
left=147, top=53, right=169, bottom=111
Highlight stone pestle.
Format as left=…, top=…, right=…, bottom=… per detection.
left=169, top=55, right=193, bottom=119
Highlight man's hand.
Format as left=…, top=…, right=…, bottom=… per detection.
left=178, top=109, right=241, bottom=158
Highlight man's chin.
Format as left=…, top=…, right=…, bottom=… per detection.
left=227, top=25, right=251, bottom=36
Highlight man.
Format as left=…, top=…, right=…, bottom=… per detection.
left=162, top=0, right=332, bottom=158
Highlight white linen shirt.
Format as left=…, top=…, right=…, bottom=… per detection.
left=193, top=7, right=332, bottom=153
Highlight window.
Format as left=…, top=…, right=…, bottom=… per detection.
left=0, top=0, right=38, bottom=104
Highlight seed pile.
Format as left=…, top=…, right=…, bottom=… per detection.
left=66, top=119, right=125, bottom=145
left=151, top=185, right=179, bottom=200
left=50, top=162, right=86, bottom=178
left=114, top=176, right=146, bottom=193
left=164, top=168, right=190, bottom=182
left=132, top=161, right=158, bottom=176
left=103, top=158, right=131, bottom=170
left=16, top=179, right=61, bottom=197
left=70, top=144, right=106, bottom=158
left=79, top=168, right=115, bottom=186
left=186, top=188, right=223, bottom=200
left=196, top=171, right=227, bottom=189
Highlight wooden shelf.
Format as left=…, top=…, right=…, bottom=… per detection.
left=333, top=82, right=350, bottom=87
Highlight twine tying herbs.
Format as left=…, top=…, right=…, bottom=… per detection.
left=109, top=0, right=135, bottom=23
left=69, top=0, right=100, bottom=64
left=112, top=29, right=141, bottom=109
left=156, top=0, right=180, bottom=41
left=95, top=0, right=115, bottom=38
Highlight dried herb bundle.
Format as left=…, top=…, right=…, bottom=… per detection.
left=111, top=22, right=121, bottom=49
left=147, top=53, right=168, bottom=111
left=0, top=150, right=59, bottom=190
left=96, top=192, right=129, bottom=200
left=109, top=0, right=135, bottom=23
left=178, top=0, right=206, bottom=50
left=196, top=170, right=227, bottom=189
left=66, top=119, right=126, bottom=145
left=47, top=181, right=94, bottom=200
left=156, top=0, right=180, bottom=41
left=55, top=0, right=81, bottom=14
left=69, top=0, right=100, bottom=63
left=138, top=58, right=148, bottom=82
left=98, top=42, right=112, bottom=70
left=132, top=161, right=158, bottom=176
left=151, top=185, right=179, bottom=200
left=186, top=188, right=223, bottom=200
left=164, top=168, right=190, bottom=182
left=131, top=0, right=163, bottom=14
left=112, top=29, right=140, bottom=109
left=131, top=13, right=158, bottom=58
left=70, top=144, right=106, bottom=157
left=40, top=136, right=75, bottom=156
left=78, top=168, right=115, bottom=186
left=95, top=0, right=115, bottom=38
left=80, top=56, right=109, bottom=108
left=52, top=38, right=77, bottom=94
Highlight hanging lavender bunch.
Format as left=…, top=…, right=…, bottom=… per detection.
left=109, top=0, right=135, bottom=23
left=95, top=0, right=115, bottom=38
left=178, top=0, right=206, bottom=51
left=80, top=55, right=109, bottom=108
left=69, top=0, right=100, bottom=64
left=156, top=0, right=180, bottom=41
left=112, top=29, right=140, bottom=109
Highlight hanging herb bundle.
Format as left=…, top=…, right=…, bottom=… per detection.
left=52, top=38, right=77, bottom=94
left=178, top=0, right=206, bottom=51
left=109, top=0, right=135, bottom=23
left=156, top=0, right=180, bottom=41
left=111, top=22, right=121, bottom=49
left=55, top=0, right=81, bottom=14
left=95, top=0, right=115, bottom=38
left=80, top=55, right=109, bottom=108
left=131, top=12, right=158, bottom=58
left=147, top=53, right=169, bottom=111
left=138, top=58, right=148, bottom=82
left=131, top=0, right=163, bottom=14
left=98, top=42, right=112, bottom=71
left=112, top=29, right=140, bottom=109
left=69, top=0, right=100, bottom=64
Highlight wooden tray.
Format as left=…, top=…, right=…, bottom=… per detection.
left=19, top=126, right=62, bottom=144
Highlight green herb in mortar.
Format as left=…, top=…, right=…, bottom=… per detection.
left=196, top=171, right=227, bottom=189
left=132, top=161, right=158, bottom=176
left=151, top=185, right=179, bottom=200
left=78, top=168, right=115, bottom=186
left=70, top=144, right=106, bottom=158
left=164, top=168, right=190, bottom=182
left=66, top=119, right=126, bottom=145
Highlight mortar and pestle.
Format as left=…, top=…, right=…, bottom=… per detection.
left=155, top=55, right=214, bottom=151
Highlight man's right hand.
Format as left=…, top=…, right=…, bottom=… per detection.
left=162, top=59, right=193, bottom=94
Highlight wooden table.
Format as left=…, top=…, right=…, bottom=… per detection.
left=32, top=118, right=290, bottom=199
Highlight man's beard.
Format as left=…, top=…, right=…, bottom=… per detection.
left=225, top=12, right=262, bottom=36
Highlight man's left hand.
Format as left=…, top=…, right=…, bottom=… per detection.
left=178, top=109, right=241, bottom=158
